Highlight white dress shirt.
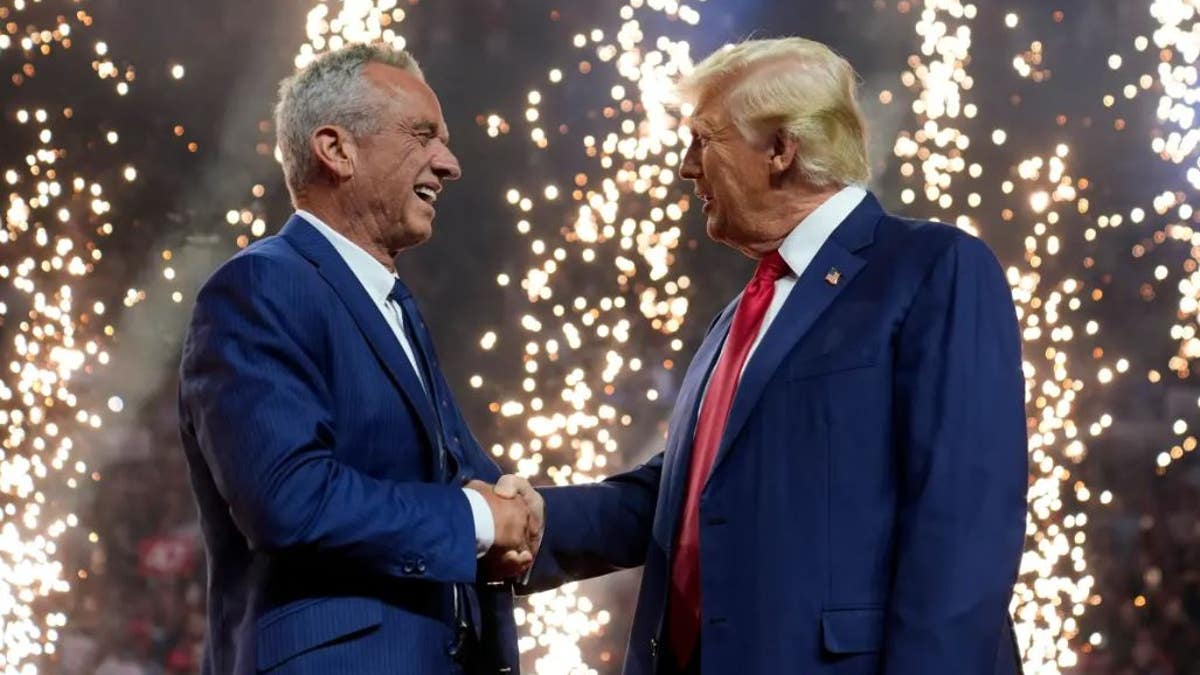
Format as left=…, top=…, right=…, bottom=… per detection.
left=297, top=210, right=495, bottom=557
left=720, top=185, right=868, bottom=384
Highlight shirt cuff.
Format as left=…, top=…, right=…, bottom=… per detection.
left=461, top=487, right=495, bottom=558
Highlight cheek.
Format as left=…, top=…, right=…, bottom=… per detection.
left=378, top=141, right=424, bottom=183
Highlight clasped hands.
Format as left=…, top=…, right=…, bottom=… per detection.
left=465, top=475, right=544, bottom=581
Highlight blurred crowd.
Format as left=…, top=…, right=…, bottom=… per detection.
left=45, top=403, right=205, bottom=675
left=1076, top=450, right=1200, bottom=675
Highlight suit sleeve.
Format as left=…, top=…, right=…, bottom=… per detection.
left=179, top=253, right=478, bottom=584
left=884, top=234, right=1028, bottom=673
left=516, top=306, right=732, bottom=594
left=517, top=454, right=664, bottom=593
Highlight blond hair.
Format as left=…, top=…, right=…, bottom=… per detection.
left=275, top=43, right=424, bottom=197
left=676, top=37, right=869, bottom=187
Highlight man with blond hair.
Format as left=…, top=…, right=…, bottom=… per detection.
left=520, top=37, right=1028, bottom=674
left=179, top=44, right=542, bottom=674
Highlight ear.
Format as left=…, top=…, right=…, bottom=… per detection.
left=310, top=124, right=357, bottom=183
left=768, top=129, right=799, bottom=177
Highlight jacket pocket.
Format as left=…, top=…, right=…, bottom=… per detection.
left=256, top=597, right=382, bottom=671
left=787, top=347, right=878, bottom=381
left=821, top=607, right=884, bottom=654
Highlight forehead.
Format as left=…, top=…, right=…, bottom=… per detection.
left=687, top=90, right=731, bottom=133
left=363, top=61, right=445, bottom=123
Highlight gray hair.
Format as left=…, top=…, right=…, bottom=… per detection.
left=274, top=43, right=424, bottom=197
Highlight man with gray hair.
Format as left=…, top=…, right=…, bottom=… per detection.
left=520, top=37, right=1027, bottom=674
left=178, top=43, right=542, bottom=674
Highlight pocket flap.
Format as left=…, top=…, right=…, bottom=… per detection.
left=821, top=607, right=884, bottom=654
left=256, top=597, right=382, bottom=671
left=787, top=347, right=877, bottom=380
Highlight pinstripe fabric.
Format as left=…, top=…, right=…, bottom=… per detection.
left=179, top=215, right=519, bottom=674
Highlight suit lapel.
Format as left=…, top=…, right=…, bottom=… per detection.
left=655, top=299, right=737, bottom=552
left=708, top=193, right=883, bottom=481
left=279, top=215, right=441, bottom=449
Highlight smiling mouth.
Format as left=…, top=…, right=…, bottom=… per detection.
left=414, top=185, right=439, bottom=205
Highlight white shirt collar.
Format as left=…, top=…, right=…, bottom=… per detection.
left=776, top=184, right=867, bottom=277
left=295, top=209, right=396, bottom=304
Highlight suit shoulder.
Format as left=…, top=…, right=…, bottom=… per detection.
left=200, top=234, right=314, bottom=294
left=877, top=214, right=1000, bottom=271
left=878, top=214, right=963, bottom=248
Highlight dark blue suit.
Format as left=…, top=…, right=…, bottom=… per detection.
left=526, top=194, right=1028, bottom=674
left=179, top=215, right=518, bottom=674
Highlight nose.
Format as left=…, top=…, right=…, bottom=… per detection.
left=680, top=140, right=702, bottom=181
left=433, top=143, right=462, bottom=182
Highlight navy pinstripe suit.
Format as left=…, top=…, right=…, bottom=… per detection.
left=179, top=215, right=518, bottom=674
left=525, top=194, right=1027, bottom=674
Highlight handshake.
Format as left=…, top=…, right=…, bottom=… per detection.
left=465, top=475, right=544, bottom=581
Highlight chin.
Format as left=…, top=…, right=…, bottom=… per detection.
left=392, top=223, right=432, bottom=254
left=706, top=216, right=729, bottom=244
left=706, top=217, right=756, bottom=256
left=405, top=229, right=432, bottom=249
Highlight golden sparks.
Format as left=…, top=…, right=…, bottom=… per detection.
left=473, top=2, right=700, bottom=670
left=1, top=0, right=116, bottom=669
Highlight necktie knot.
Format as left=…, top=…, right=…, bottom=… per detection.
left=389, top=277, right=413, bottom=304
left=753, top=250, right=791, bottom=284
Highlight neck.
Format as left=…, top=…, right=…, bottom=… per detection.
left=736, top=184, right=844, bottom=258
left=295, top=189, right=395, bottom=271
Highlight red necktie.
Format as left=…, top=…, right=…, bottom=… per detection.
left=668, top=250, right=791, bottom=666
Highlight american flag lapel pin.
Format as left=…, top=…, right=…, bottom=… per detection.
left=825, top=267, right=841, bottom=286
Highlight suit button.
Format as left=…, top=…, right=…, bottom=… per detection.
left=402, top=561, right=415, bottom=574
left=417, top=560, right=427, bottom=574
left=649, top=638, right=658, bottom=658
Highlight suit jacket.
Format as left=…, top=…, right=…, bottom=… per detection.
left=525, top=193, right=1028, bottom=675
left=178, top=215, right=519, bottom=674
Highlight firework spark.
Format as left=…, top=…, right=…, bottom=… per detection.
left=0, top=1, right=128, bottom=671
left=473, top=4, right=700, bottom=671
left=1148, top=0, right=1200, bottom=473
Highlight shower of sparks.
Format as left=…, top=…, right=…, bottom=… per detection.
left=0, top=2, right=134, bottom=97
left=0, top=1, right=130, bottom=671
left=1003, top=147, right=1101, bottom=675
left=893, top=0, right=980, bottom=230
left=295, top=0, right=409, bottom=70
left=1146, top=0, right=1200, bottom=473
left=894, top=2, right=1117, bottom=672
left=475, top=3, right=699, bottom=671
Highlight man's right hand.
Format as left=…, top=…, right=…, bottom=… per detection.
left=464, top=480, right=535, bottom=579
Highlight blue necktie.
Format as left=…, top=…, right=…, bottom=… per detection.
left=388, top=278, right=451, bottom=481
left=389, top=278, right=476, bottom=651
